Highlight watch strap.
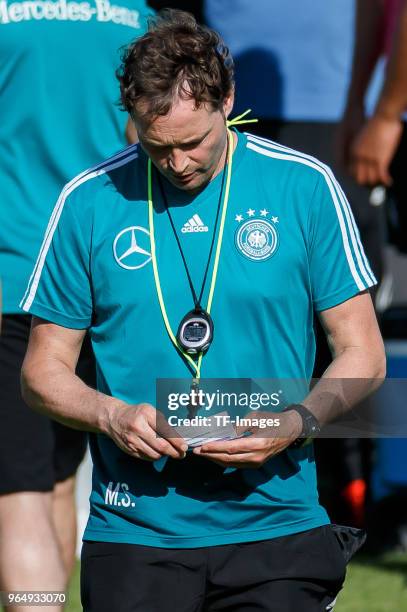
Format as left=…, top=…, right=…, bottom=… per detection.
left=282, top=404, right=321, bottom=449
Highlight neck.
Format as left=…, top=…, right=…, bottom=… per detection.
left=212, top=129, right=237, bottom=182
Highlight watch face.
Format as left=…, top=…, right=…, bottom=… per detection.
left=183, top=320, right=208, bottom=343
left=177, top=311, right=213, bottom=354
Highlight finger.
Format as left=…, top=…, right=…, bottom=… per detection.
left=204, top=458, right=260, bottom=469
left=193, top=450, right=262, bottom=465
left=377, top=162, right=393, bottom=187
left=143, top=410, right=187, bottom=455
left=152, top=411, right=188, bottom=453
left=131, top=438, right=163, bottom=461
left=349, top=148, right=372, bottom=184
left=138, top=423, right=187, bottom=459
left=192, top=455, right=243, bottom=469
left=197, top=437, right=265, bottom=454
left=366, top=162, right=381, bottom=186
left=351, top=158, right=367, bottom=185
left=116, top=434, right=163, bottom=461
left=359, top=163, right=373, bottom=185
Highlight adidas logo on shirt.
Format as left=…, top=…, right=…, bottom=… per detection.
left=181, top=214, right=208, bottom=233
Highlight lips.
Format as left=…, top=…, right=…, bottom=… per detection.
left=173, top=172, right=195, bottom=182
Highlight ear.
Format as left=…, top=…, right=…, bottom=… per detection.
left=222, top=88, right=235, bottom=120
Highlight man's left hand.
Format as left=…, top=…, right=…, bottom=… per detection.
left=192, top=410, right=302, bottom=468
left=349, top=114, right=403, bottom=186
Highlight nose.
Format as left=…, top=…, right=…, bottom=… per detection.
left=168, top=148, right=189, bottom=175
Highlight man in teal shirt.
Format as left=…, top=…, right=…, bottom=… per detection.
left=21, top=9, right=385, bottom=611
left=0, top=0, right=151, bottom=603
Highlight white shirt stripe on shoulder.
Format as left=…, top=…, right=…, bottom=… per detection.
left=21, top=144, right=138, bottom=310
left=20, top=148, right=138, bottom=312
left=246, top=133, right=376, bottom=285
left=246, top=134, right=376, bottom=290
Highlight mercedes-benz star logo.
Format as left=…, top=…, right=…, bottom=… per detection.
left=113, top=226, right=152, bottom=270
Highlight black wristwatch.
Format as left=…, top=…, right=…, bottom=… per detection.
left=282, top=404, right=321, bottom=449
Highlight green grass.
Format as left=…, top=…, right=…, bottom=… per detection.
left=67, top=564, right=81, bottom=612
left=336, top=553, right=407, bottom=612
left=67, top=553, right=407, bottom=611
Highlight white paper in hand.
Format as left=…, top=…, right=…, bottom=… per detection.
left=175, top=411, right=238, bottom=448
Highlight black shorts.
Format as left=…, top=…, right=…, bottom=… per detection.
left=81, top=525, right=351, bottom=612
left=0, top=314, right=95, bottom=494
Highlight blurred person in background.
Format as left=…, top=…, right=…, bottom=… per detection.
left=0, top=2, right=151, bottom=608
left=340, top=0, right=407, bottom=254
left=339, top=0, right=407, bottom=552
left=204, top=0, right=386, bottom=528
left=149, top=0, right=203, bottom=22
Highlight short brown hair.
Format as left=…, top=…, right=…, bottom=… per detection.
left=117, top=9, right=234, bottom=122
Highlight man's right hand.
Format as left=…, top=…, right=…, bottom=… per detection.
left=107, top=403, right=188, bottom=461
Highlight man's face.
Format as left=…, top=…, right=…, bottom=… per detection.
left=134, top=93, right=233, bottom=193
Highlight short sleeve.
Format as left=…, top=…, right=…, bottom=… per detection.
left=308, top=170, right=377, bottom=312
left=19, top=186, right=93, bottom=329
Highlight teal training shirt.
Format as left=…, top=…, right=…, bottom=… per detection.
left=0, top=0, right=152, bottom=313
left=21, top=131, right=377, bottom=547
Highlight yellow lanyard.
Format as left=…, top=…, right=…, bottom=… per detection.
left=148, top=129, right=233, bottom=380
left=226, top=108, right=258, bottom=128
left=147, top=112, right=257, bottom=381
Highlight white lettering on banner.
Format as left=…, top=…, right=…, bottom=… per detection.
left=0, top=0, right=140, bottom=27
left=95, top=0, right=139, bottom=27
